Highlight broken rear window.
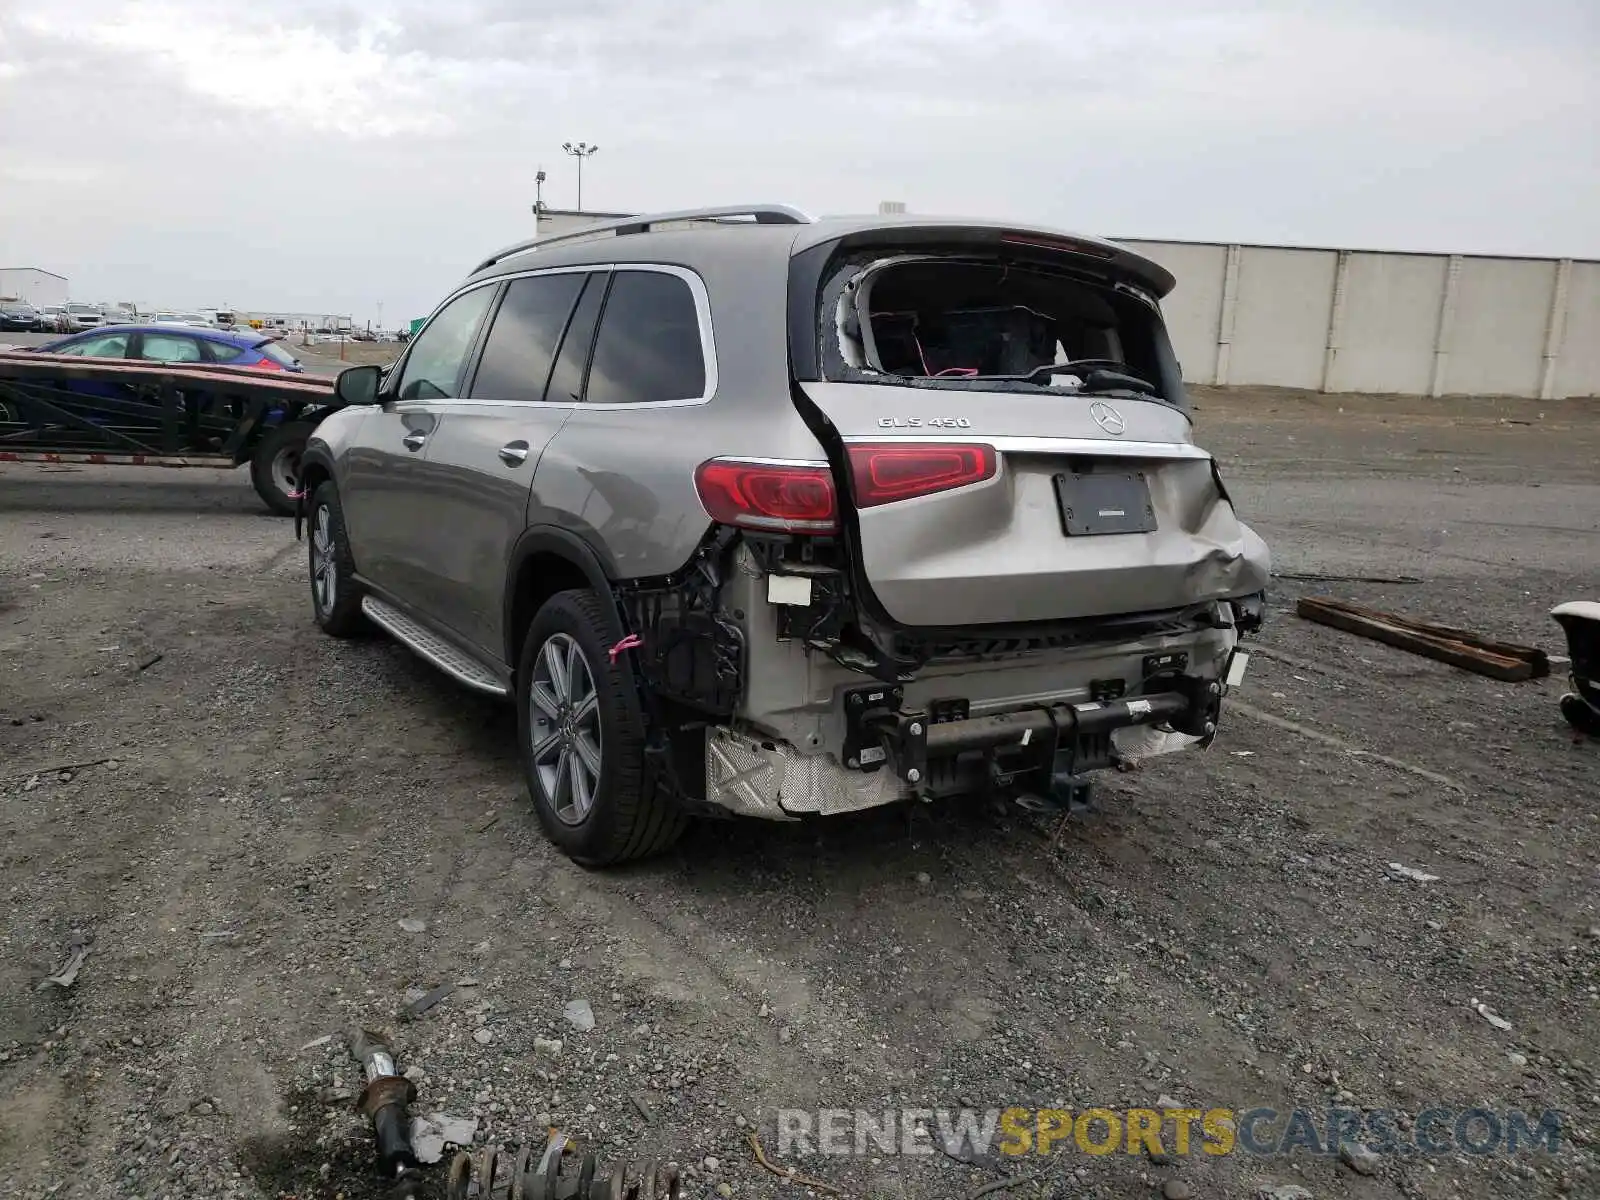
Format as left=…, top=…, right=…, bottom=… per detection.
left=820, top=252, right=1180, bottom=406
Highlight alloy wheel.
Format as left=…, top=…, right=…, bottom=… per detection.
left=529, top=632, right=603, bottom=824
left=311, top=504, right=337, bottom=613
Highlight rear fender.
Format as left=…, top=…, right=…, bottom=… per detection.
left=503, top=526, right=628, bottom=668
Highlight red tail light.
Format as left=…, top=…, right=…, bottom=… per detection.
left=694, top=458, right=838, bottom=533
left=847, top=443, right=996, bottom=507
left=251, top=356, right=286, bottom=371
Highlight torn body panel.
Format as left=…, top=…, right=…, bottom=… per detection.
left=716, top=537, right=1254, bottom=812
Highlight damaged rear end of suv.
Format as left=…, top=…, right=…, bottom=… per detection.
left=305, top=206, right=1268, bottom=864
left=683, top=217, right=1270, bottom=823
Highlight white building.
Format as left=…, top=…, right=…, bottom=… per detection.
left=0, top=267, right=69, bottom=307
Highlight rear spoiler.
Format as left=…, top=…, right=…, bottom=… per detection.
left=788, top=219, right=1174, bottom=298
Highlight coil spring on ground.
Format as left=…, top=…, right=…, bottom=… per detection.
left=444, top=1133, right=681, bottom=1200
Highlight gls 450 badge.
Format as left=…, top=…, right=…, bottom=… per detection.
left=878, top=416, right=971, bottom=429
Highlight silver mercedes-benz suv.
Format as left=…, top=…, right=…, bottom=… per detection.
left=299, top=205, right=1270, bottom=864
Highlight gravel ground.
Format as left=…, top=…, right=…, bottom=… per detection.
left=1, top=387, right=1598, bottom=1200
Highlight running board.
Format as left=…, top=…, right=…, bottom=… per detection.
left=361, top=596, right=508, bottom=697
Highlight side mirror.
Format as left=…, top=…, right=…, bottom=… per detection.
left=334, top=363, right=382, bottom=405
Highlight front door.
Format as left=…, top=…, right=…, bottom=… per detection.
left=341, top=283, right=497, bottom=608
left=411, top=269, right=603, bottom=663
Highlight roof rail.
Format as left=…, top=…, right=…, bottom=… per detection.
left=471, top=204, right=813, bottom=273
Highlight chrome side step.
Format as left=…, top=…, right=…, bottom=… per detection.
left=361, top=595, right=508, bottom=697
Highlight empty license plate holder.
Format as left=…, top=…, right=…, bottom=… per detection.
left=1053, top=471, right=1157, bottom=536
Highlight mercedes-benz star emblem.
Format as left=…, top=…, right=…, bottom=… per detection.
left=1089, top=400, right=1127, bottom=436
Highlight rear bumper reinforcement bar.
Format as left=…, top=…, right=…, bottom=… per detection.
left=922, top=691, right=1195, bottom=755
left=855, top=678, right=1220, bottom=798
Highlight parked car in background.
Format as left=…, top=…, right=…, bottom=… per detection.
left=33, top=323, right=304, bottom=372
left=0, top=302, right=43, bottom=331
left=37, top=305, right=71, bottom=332
left=299, top=204, right=1270, bottom=865
left=63, top=302, right=105, bottom=330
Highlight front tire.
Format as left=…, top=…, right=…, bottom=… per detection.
left=251, top=421, right=315, bottom=516
left=307, top=482, right=367, bottom=637
left=516, top=590, right=687, bottom=865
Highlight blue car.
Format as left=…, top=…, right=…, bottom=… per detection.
left=32, top=323, right=305, bottom=372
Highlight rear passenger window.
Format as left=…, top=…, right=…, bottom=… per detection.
left=544, top=273, right=606, bottom=405
left=584, top=271, right=707, bottom=405
left=470, top=273, right=586, bottom=403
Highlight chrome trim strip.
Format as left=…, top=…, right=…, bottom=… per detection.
left=709, top=455, right=830, bottom=468
left=841, top=434, right=1210, bottom=460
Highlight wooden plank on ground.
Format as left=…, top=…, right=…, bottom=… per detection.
left=1296, top=596, right=1549, bottom=682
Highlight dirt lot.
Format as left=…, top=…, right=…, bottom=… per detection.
left=1, top=387, right=1597, bottom=1200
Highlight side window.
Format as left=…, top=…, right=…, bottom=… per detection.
left=205, top=341, right=245, bottom=363
left=393, top=286, right=496, bottom=401
left=543, top=273, right=607, bottom=405
left=469, top=273, right=586, bottom=403
left=138, top=333, right=203, bottom=363
left=56, top=333, right=130, bottom=358
left=584, top=270, right=708, bottom=405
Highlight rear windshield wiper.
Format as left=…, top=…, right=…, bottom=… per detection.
left=967, top=359, right=1159, bottom=396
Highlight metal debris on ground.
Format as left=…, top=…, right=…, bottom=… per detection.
left=747, top=1132, right=843, bottom=1196
left=38, top=929, right=92, bottom=989
left=348, top=1028, right=423, bottom=1193
left=563, top=998, right=596, bottom=1032
left=1386, top=863, right=1441, bottom=884
left=412, top=1113, right=480, bottom=1165
left=400, top=982, right=456, bottom=1022
left=1470, top=998, right=1513, bottom=1031
left=1296, top=596, right=1550, bottom=681
left=11, top=757, right=113, bottom=781
left=445, top=1132, right=680, bottom=1199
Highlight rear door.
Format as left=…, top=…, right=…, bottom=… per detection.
left=527, top=265, right=721, bottom=580
left=793, top=245, right=1267, bottom=628
left=408, top=268, right=597, bottom=663
left=341, top=283, right=497, bottom=608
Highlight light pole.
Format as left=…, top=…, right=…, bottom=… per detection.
left=562, top=141, right=598, bottom=211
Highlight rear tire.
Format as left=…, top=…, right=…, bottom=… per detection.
left=307, top=481, right=367, bottom=637
left=251, top=421, right=315, bottom=516
left=516, top=589, right=687, bottom=865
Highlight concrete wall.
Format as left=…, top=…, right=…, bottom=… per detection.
left=528, top=212, right=1598, bottom=399
left=1123, top=240, right=1597, bottom=399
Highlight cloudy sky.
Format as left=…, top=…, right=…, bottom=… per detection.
left=1, top=0, right=1595, bottom=324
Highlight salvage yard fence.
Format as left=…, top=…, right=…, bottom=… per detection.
left=1119, top=239, right=1599, bottom=400
left=530, top=209, right=1599, bottom=400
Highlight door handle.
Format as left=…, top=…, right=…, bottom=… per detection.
left=498, top=441, right=530, bottom=466
left=402, top=431, right=427, bottom=451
